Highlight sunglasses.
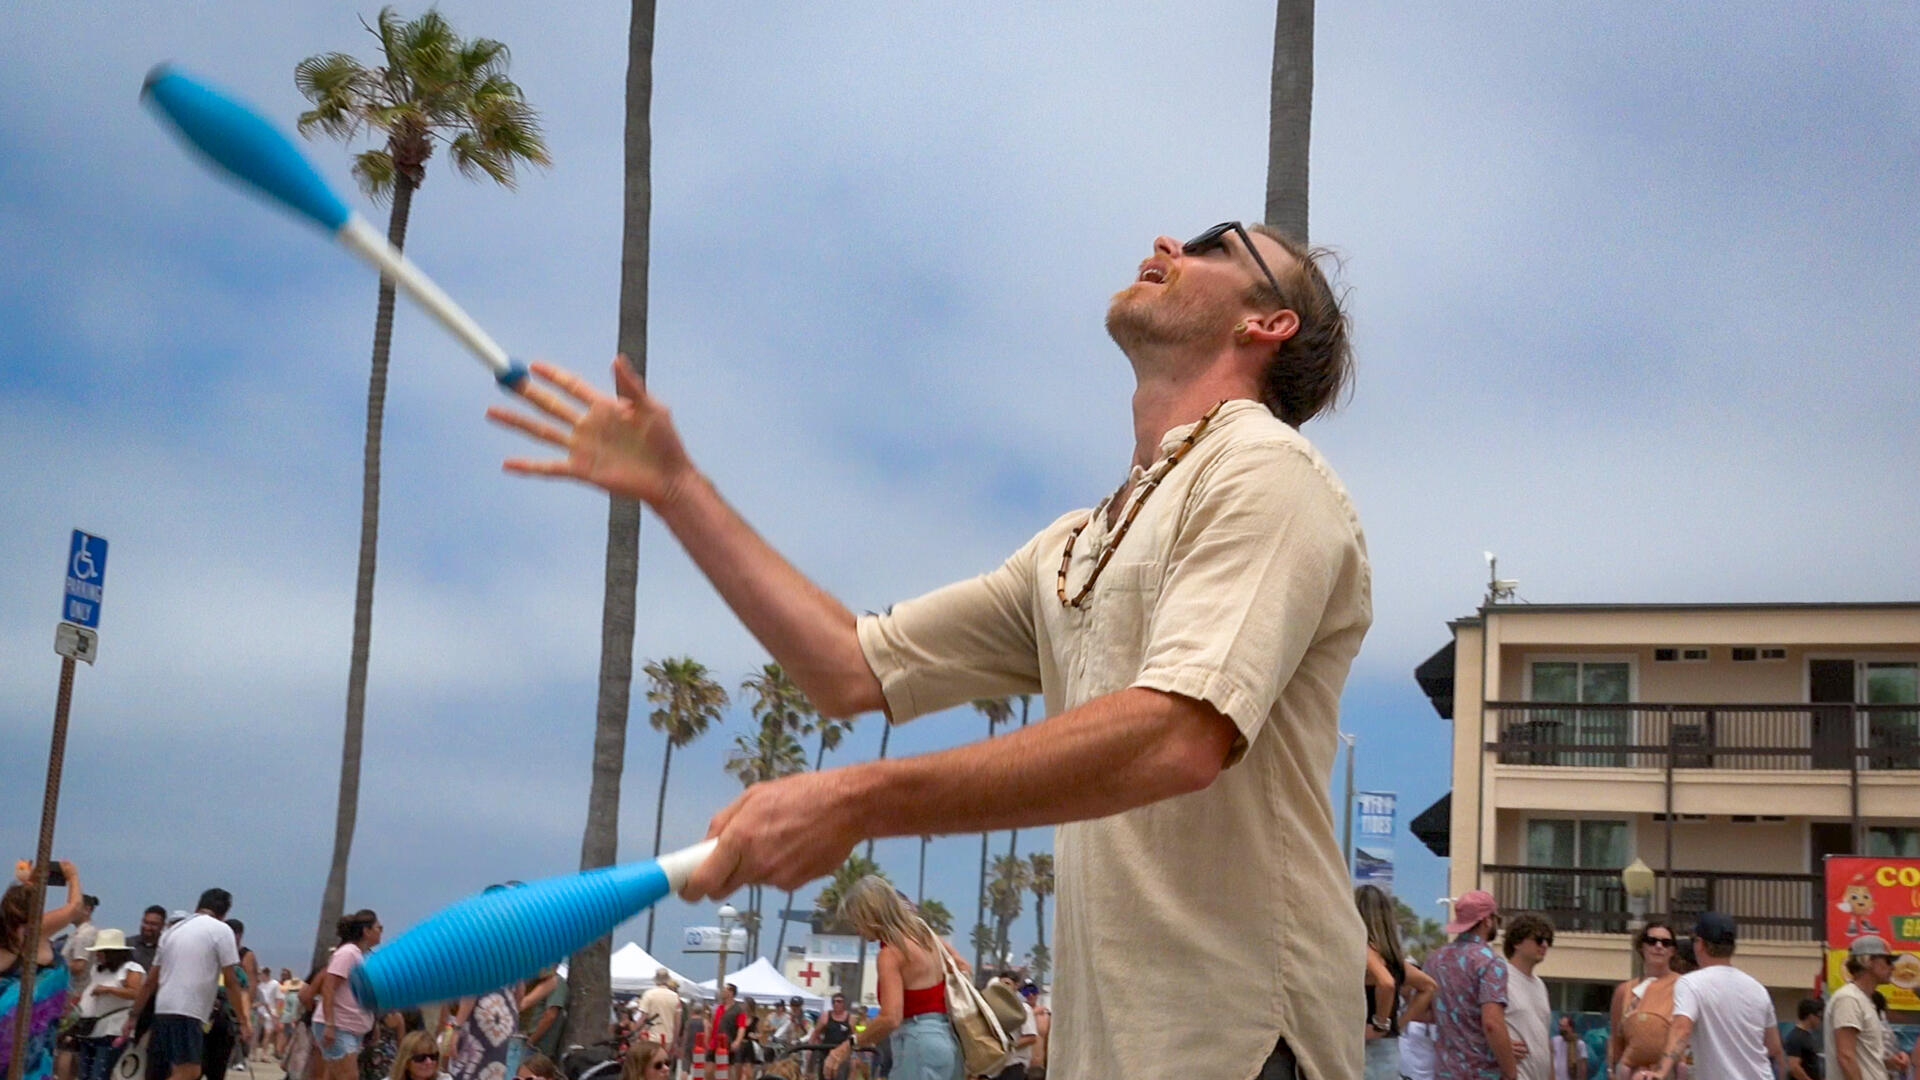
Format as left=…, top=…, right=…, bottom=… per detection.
left=1181, top=222, right=1285, bottom=301
left=1641, top=935, right=1676, bottom=948
left=411, top=1054, right=440, bottom=1064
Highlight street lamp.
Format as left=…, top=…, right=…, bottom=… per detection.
left=1339, top=732, right=1358, bottom=875
left=1621, top=859, right=1656, bottom=974
left=716, top=902, right=738, bottom=1000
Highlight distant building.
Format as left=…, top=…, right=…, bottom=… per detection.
left=1413, top=601, right=1920, bottom=1015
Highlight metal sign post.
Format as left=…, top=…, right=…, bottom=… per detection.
left=9, top=530, right=107, bottom=1080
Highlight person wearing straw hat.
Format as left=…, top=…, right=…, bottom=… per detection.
left=75, top=929, right=144, bottom=1080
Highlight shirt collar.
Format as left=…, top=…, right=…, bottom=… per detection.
left=1153, top=398, right=1266, bottom=457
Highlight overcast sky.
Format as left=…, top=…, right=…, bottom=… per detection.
left=3, top=1, right=1916, bottom=980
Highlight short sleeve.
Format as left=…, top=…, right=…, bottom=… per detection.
left=324, top=944, right=355, bottom=978
left=1829, top=991, right=1867, bottom=1032
left=1476, top=953, right=1509, bottom=1007
left=1672, top=975, right=1698, bottom=1021
left=857, top=523, right=1058, bottom=722
left=1131, top=442, right=1362, bottom=747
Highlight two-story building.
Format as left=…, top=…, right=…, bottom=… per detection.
left=1414, top=601, right=1920, bottom=1016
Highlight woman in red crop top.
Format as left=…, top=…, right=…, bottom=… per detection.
left=823, top=877, right=964, bottom=1080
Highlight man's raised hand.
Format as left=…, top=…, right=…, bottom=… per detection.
left=486, top=358, right=696, bottom=507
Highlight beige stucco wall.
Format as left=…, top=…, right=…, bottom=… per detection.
left=1449, top=622, right=1485, bottom=898
left=1495, top=644, right=1919, bottom=701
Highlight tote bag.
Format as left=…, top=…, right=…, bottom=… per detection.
left=926, top=921, right=1011, bottom=1075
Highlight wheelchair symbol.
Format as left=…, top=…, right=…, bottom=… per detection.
left=72, top=541, right=98, bottom=581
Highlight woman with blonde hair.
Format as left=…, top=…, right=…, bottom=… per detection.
left=1355, top=884, right=1437, bottom=1080
left=386, top=1031, right=448, bottom=1080
left=824, top=877, right=963, bottom=1080
left=617, top=1042, right=671, bottom=1080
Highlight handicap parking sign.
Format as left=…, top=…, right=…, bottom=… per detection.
left=63, top=530, right=109, bottom=629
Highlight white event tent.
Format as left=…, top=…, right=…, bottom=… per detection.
left=697, top=957, right=826, bottom=1013
left=607, top=941, right=708, bottom=998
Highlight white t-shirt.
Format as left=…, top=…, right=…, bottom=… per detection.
left=64, top=922, right=99, bottom=996
left=79, top=961, right=144, bottom=1021
left=990, top=1002, right=1039, bottom=1072
left=1400, top=1021, right=1437, bottom=1080
left=255, top=978, right=283, bottom=1015
left=1823, top=982, right=1888, bottom=1080
left=153, top=914, right=240, bottom=1022
left=1672, top=964, right=1774, bottom=1080
left=1506, top=965, right=1553, bottom=1080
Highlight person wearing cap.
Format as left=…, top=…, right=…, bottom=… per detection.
left=74, top=929, right=144, bottom=1080
left=1427, top=890, right=1523, bottom=1080
left=1634, top=913, right=1784, bottom=1080
left=636, top=968, right=680, bottom=1048
left=1824, top=936, right=1910, bottom=1080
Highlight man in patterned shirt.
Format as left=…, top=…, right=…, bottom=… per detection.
left=1428, top=891, right=1523, bottom=1080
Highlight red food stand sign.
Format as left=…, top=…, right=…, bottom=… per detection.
left=1825, top=855, right=1920, bottom=1009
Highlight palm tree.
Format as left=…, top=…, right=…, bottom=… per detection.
left=1026, top=942, right=1049, bottom=986
left=813, top=854, right=886, bottom=924
left=1002, top=696, right=1031, bottom=874
left=969, top=698, right=1013, bottom=972
left=1265, top=0, right=1314, bottom=240
left=726, top=713, right=807, bottom=956
left=639, top=657, right=726, bottom=951
left=557, top=0, right=656, bottom=1043
left=1027, top=852, right=1053, bottom=965
left=968, top=923, right=995, bottom=972
left=987, top=853, right=1029, bottom=972
left=917, top=898, right=954, bottom=938
left=295, top=6, right=548, bottom=969
left=774, top=703, right=853, bottom=964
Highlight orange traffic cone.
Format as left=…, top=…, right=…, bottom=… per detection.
left=690, top=1033, right=706, bottom=1080
left=713, top=1037, right=729, bottom=1080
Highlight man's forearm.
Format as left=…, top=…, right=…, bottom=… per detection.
left=843, top=687, right=1235, bottom=839
left=654, top=473, right=881, bottom=716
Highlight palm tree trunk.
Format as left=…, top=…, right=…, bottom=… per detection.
left=1034, top=896, right=1045, bottom=952
left=849, top=722, right=894, bottom=1000
left=973, top=716, right=997, bottom=976
left=1003, top=698, right=1026, bottom=866
left=312, top=173, right=415, bottom=971
left=566, top=0, right=654, bottom=1047
left=773, top=732, right=835, bottom=963
left=644, top=739, right=674, bottom=952
left=1265, top=0, right=1315, bottom=241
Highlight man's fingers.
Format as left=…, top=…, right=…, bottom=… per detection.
left=502, top=458, right=579, bottom=478
left=681, top=833, right=743, bottom=901
left=486, top=406, right=571, bottom=449
left=529, top=362, right=604, bottom=410
left=515, top=381, right=582, bottom=426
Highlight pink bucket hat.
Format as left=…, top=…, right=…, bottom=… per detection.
left=1445, top=890, right=1499, bottom=935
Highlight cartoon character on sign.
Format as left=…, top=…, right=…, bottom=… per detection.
left=1838, top=875, right=1881, bottom=936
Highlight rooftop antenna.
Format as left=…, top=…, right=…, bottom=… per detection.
left=1484, top=551, right=1519, bottom=604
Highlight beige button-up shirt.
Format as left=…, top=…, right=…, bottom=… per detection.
left=857, top=399, right=1372, bottom=1080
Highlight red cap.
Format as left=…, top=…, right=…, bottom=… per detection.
left=1445, top=890, right=1499, bottom=934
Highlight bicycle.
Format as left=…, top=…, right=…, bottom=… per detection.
left=743, top=1041, right=877, bottom=1080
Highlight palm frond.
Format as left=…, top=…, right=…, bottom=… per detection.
left=350, top=149, right=397, bottom=202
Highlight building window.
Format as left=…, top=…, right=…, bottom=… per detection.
left=1524, top=819, right=1630, bottom=931
left=1866, top=827, right=1920, bottom=858
left=1529, top=660, right=1632, bottom=766
left=1867, top=663, right=1920, bottom=768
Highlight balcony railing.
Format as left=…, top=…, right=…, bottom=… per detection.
left=1483, top=864, right=1822, bottom=941
left=1486, top=701, right=1920, bottom=771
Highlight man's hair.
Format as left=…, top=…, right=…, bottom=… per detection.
left=1244, top=224, right=1354, bottom=429
left=144, top=905, right=167, bottom=919
left=1502, top=912, right=1555, bottom=958
left=1844, top=952, right=1876, bottom=976
left=227, top=918, right=245, bottom=937
left=1797, top=998, right=1823, bottom=1020
left=197, top=888, right=233, bottom=918
left=82, top=894, right=100, bottom=909
left=1699, top=938, right=1735, bottom=960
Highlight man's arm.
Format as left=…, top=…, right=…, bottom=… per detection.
left=227, top=964, right=252, bottom=1044
left=1764, top=1024, right=1786, bottom=1080
left=488, top=360, right=882, bottom=716
left=1480, top=1002, right=1519, bottom=1080
left=1835, top=1024, right=1862, bottom=1080
left=684, top=686, right=1238, bottom=897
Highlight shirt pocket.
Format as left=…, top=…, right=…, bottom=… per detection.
left=1082, top=560, right=1164, bottom=687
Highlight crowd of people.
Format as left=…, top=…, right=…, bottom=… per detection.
left=1355, top=886, right=1917, bottom=1080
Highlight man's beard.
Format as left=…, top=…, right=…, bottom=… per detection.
left=1105, top=279, right=1235, bottom=357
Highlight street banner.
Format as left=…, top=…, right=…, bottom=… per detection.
left=1824, top=855, right=1920, bottom=1009
left=1353, top=790, right=1396, bottom=890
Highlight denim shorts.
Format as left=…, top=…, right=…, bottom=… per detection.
left=311, top=1023, right=364, bottom=1061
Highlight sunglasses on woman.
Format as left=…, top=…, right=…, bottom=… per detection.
left=411, top=1054, right=440, bottom=1064
left=1641, top=935, right=1675, bottom=948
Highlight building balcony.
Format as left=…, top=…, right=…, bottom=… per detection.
left=1483, top=864, right=1821, bottom=942
left=1486, top=701, right=1920, bottom=771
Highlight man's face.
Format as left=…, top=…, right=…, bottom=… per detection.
left=1106, top=229, right=1290, bottom=358
left=832, top=996, right=845, bottom=1013
left=1869, top=954, right=1895, bottom=983
left=1514, top=932, right=1551, bottom=967
left=140, top=912, right=164, bottom=942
